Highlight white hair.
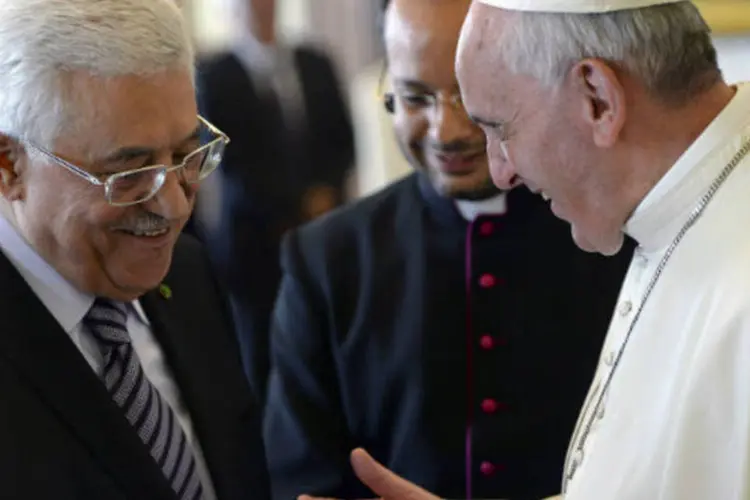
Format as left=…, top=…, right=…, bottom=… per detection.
left=0, top=0, right=194, bottom=148
left=499, top=1, right=722, bottom=104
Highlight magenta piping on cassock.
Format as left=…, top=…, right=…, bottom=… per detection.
left=464, top=219, right=476, bottom=500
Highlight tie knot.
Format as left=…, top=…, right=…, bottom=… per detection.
left=85, top=298, right=130, bottom=346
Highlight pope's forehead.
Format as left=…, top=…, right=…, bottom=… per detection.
left=457, top=7, right=520, bottom=106
left=460, top=3, right=509, bottom=61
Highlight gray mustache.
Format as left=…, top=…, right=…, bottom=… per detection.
left=111, top=214, right=170, bottom=233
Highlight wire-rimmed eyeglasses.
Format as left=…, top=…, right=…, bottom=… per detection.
left=25, top=115, right=229, bottom=207
left=376, top=61, right=464, bottom=115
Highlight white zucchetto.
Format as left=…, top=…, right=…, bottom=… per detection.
left=476, top=0, right=685, bottom=13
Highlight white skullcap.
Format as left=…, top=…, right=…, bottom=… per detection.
left=476, top=0, right=685, bottom=13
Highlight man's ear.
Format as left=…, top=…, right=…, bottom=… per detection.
left=0, top=134, right=26, bottom=201
left=569, top=59, right=626, bottom=148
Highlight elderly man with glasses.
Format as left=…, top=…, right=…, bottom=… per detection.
left=0, top=1, right=270, bottom=499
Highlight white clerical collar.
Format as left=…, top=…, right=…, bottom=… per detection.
left=455, top=192, right=508, bottom=221
left=625, top=83, right=750, bottom=252
left=0, top=214, right=149, bottom=334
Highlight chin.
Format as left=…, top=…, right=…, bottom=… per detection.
left=108, top=261, right=171, bottom=295
left=597, top=236, right=626, bottom=257
left=115, top=277, right=165, bottom=301
left=571, top=225, right=625, bottom=256
left=435, top=175, right=500, bottom=200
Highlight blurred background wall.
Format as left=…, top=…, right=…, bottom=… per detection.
left=184, top=0, right=750, bottom=197
left=715, top=36, right=750, bottom=82
left=187, top=0, right=382, bottom=81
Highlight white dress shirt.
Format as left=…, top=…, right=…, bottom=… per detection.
left=563, top=83, right=750, bottom=499
left=0, top=215, right=217, bottom=500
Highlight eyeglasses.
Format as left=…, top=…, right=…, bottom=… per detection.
left=377, top=61, right=465, bottom=115
left=388, top=89, right=463, bottom=112
left=26, top=115, right=230, bottom=207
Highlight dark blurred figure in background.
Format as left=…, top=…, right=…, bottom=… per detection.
left=192, top=0, right=355, bottom=401
left=263, top=0, right=634, bottom=499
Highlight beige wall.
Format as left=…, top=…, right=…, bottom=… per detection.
left=186, top=0, right=313, bottom=54
left=350, top=61, right=411, bottom=199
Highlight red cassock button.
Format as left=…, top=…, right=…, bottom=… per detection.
left=480, top=461, right=496, bottom=476
left=479, top=273, right=497, bottom=288
left=479, top=221, right=494, bottom=236
left=481, top=398, right=499, bottom=413
left=479, top=335, right=494, bottom=350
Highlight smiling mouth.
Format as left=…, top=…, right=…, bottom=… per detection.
left=434, top=151, right=484, bottom=174
left=117, top=228, right=170, bottom=238
left=526, top=183, right=552, bottom=202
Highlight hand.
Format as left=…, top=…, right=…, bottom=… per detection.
left=298, top=448, right=441, bottom=500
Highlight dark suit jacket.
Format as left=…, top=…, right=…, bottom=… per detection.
left=264, top=173, right=634, bottom=499
left=0, top=235, right=270, bottom=500
left=193, top=47, right=355, bottom=402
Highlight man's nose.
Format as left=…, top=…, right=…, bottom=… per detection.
left=490, top=165, right=520, bottom=190
left=429, top=99, right=474, bottom=145
left=144, top=169, right=193, bottom=221
left=488, top=143, right=521, bottom=190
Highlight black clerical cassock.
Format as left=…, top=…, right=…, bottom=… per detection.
left=264, top=172, right=634, bottom=499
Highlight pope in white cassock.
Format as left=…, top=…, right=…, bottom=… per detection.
left=300, top=0, right=750, bottom=499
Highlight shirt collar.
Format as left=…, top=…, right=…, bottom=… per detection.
left=625, top=82, right=750, bottom=252
left=455, top=193, right=508, bottom=221
left=0, top=215, right=149, bottom=333
left=130, top=300, right=150, bottom=326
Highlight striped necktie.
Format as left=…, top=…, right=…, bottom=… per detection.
left=84, top=298, right=204, bottom=500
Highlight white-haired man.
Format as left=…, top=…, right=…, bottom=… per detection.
left=300, top=0, right=750, bottom=499
left=0, top=1, right=270, bottom=499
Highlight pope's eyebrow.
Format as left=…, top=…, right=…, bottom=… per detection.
left=469, top=114, right=503, bottom=128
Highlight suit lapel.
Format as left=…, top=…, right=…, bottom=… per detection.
left=0, top=254, right=176, bottom=500
left=227, top=52, right=261, bottom=109
left=140, top=269, right=258, bottom=500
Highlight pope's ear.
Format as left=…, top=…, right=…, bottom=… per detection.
left=0, top=135, right=26, bottom=201
left=570, top=58, right=626, bottom=148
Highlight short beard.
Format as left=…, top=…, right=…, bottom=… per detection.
left=435, top=175, right=503, bottom=201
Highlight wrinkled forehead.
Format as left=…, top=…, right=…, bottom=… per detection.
left=57, top=68, right=198, bottom=160
left=386, top=31, right=462, bottom=85
left=457, top=4, right=512, bottom=107
left=457, top=2, right=506, bottom=76
left=385, top=0, right=477, bottom=84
